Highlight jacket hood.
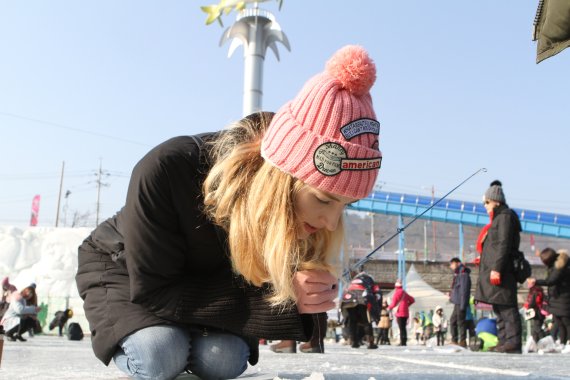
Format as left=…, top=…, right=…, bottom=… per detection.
left=435, top=305, right=443, bottom=312
left=555, top=250, right=569, bottom=270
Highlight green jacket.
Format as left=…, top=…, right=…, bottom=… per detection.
left=533, top=0, right=570, bottom=63
left=478, top=332, right=499, bottom=352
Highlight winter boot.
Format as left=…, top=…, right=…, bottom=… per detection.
left=350, top=338, right=361, bottom=349
left=269, top=340, right=296, bottom=353
left=5, top=326, right=18, bottom=342
left=495, top=342, right=522, bottom=354
left=367, top=335, right=378, bottom=349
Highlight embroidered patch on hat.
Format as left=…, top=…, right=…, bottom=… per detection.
left=314, top=142, right=382, bottom=176
left=340, top=118, right=380, bottom=140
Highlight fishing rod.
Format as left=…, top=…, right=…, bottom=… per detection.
left=343, top=167, right=487, bottom=279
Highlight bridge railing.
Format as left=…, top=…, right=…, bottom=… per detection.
left=349, top=190, right=570, bottom=239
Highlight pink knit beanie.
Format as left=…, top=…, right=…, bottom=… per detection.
left=261, top=45, right=381, bottom=199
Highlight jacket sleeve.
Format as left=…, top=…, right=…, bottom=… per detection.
left=535, top=268, right=564, bottom=287
left=388, top=290, right=401, bottom=310
left=122, top=139, right=202, bottom=310
left=459, top=273, right=471, bottom=310
left=492, top=213, right=514, bottom=273
left=12, top=300, right=37, bottom=316
left=534, top=0, right=570, bottom=63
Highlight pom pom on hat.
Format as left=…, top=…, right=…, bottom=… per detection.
left=490, top=180, right=502, bottom=187
left=261, top=45, right=382, bottom=199
left=325, top=45, right=376, bottom=96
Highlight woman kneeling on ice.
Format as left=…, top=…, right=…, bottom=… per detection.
left=76, top=45, right=383, bottom=380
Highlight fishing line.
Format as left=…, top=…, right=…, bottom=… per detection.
left=343, top=167, right=487, bottom=279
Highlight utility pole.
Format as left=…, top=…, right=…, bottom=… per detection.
left=431, top=185, right=437, bottom=260
left=55, top=161, right=65, bottom=227
left=424, top=221, right=428, bottom=263
left=94, top=159, right=109, bottom=226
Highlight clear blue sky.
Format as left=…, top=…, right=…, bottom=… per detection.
left=1, top=1, right=568, bottom=227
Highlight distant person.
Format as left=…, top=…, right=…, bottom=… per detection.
left=24, top=283, right=42, bottom=335
left=0, top=285, right=41, bottom=342
left=413, top=312, right=424, bottom=344
left=75, top=45, right=383, bottom=379
left=1, top=277, right=17, bottom=319
left=341, top=270, right=382, bottom=349
left=523, top=277, right=546, bottom=346
left=448, top=257, right=471, bottom=347
left=432, top=305, right=446, bottom=346
left=377, top=300, right=392, bottom=345
left=422, top=309, right=434, bottom=343
left=529, top=248, right=570, bottom=353
left=465, top=295, right=477, bottom=344
left=388, top=279, right=415, bottom=346
left=49, top=309, right=74, bottom=337
left=474, top=180, right=523, bottom=353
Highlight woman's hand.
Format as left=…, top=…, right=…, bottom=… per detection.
left=293, top=270, right=338, bottom=314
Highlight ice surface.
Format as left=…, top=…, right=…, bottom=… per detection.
left=1, top=336, right=570, bottom=379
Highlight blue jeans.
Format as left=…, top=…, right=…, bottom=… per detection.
left=113, top=325, right=250, bottom=380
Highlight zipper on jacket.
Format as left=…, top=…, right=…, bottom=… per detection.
left=533, top=0, right=545, bottom=41
left=202, top=327, right=208, bottom=337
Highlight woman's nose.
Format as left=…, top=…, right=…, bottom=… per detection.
left=323, top=206, right=343, bottom=232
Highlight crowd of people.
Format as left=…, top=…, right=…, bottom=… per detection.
left=262, top=181, right=570, bottom=357
left=1, top=278, right=41, bottom=342
left=1, top=277, right=77, bottom=342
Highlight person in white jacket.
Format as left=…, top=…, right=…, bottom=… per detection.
left=0, top=285, right=41, bottom=342
left=432, top=305, right=447, bottom=346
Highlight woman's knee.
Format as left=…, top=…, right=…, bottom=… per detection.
left=188, top=331, right=250, bottom=379
left=114, top=325, right=190, bottom=380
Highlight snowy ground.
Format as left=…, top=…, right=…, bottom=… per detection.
left=1, top=335, right=569, bottom=380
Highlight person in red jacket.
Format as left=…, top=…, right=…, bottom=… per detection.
left=388, top=279, right=415, bottom=346
left=524, top=278, right=546, bottom=344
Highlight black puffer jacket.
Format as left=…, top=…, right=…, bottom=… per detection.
left=536, top=252, right=570, bottom=317
left=76, top=134, right=312, bottom=365
left=475, top=205, right=521, bottom=306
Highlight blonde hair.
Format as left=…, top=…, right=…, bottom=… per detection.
left=203, top=112, right=344, bottom=306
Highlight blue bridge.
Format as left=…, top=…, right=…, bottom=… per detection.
left=347, top=191, right=570, bottom=285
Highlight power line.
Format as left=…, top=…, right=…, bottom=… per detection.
left=0, top=111, right=151, bottom=147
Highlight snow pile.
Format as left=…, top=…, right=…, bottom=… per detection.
left=0, top=225, right=92, bottom=330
